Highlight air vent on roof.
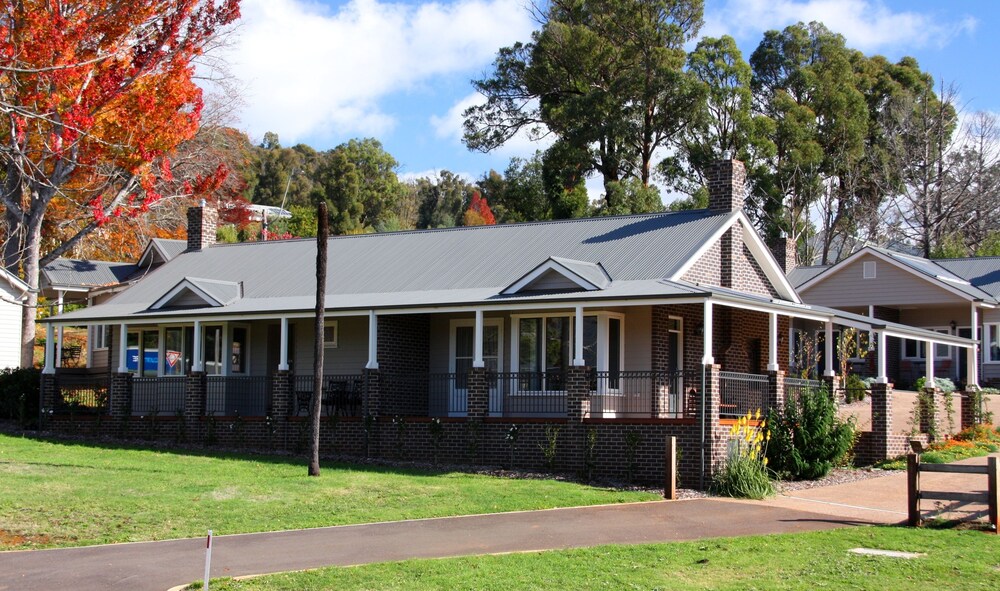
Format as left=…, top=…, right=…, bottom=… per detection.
left=863, top=261, right=876, bottom=279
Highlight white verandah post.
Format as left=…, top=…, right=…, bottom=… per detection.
left=278, top=317, right=289, bottom=371
left=366, top=310, right=379, bottom=370
left=768, top=312, right=779, bottom=371
left=573, top=305, right=585, bottom=366
left=824, top=321, right=835, bottom=377
left=473, top=309, right=485, bottom=368
left=969, top=304, right=980, bottom=388
left=875, top=330, right=888, bottom=384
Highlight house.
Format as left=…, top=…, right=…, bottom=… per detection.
left=39, top=238, right=186, bottom=370
left=791, top=246, right=1000, bottom=389
left=40, top=159, right=976, bottom=484
left=1, top=267, right=30, bottom=369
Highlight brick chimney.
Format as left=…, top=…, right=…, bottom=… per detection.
left=707, top=153, right=747, bottom=213
left=770, top=235, right=798, bottom=274
left=186, top=200, right=218, bottom=251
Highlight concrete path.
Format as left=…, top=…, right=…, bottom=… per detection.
left=755, top=452, right=998, bottom=525
left=0, top=500, right=856, bottom=591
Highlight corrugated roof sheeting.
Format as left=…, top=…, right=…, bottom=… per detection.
left=786, top=265, right=829, bottom=288
left=42, top=259, right=137, bottom=288
left=96, top=210, right=730, bottom=306
left=937, top=257, right=1000, bottom=299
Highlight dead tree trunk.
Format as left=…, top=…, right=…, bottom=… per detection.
left=309, top=202, right=329, bottom=476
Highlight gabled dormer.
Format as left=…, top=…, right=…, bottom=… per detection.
left=502, top=257, right=611, bottom=295
left=150, top=277, right=242, bottom=310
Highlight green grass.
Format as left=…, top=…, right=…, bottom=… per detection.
left=0, top=434, right=658, bottom=549
left=194, top=526, right=1000, bottom=591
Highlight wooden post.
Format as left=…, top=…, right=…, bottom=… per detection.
left=989, top=456, right=999, bottom=533
left=664, top=436, right=677, bottom=500
left=907, top=453, right=920, bottom=527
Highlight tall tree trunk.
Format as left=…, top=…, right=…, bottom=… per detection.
left=309, top=201, right=329, bottom=476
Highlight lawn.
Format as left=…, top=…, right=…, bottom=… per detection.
left=0, top=434, right=658, bottom=549
left=194, top=526, right=1000, bottom=591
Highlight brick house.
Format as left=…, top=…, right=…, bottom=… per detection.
left=41, top=159, right=974, bottom=486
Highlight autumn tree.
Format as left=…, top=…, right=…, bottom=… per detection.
left=0, top=1, right=241, bottom=366
left=462, top=191, right=497, bottom=226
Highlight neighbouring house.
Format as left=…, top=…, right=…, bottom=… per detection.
left=790, top=246, right=1000, bottom=389
left=39, top=238, right=186, bottom=371
left=40, top=159, right=976, bottom=484
left=1, top=267, right=30, bottom=369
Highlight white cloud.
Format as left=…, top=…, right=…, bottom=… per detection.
left=431, top=91, right=553, bottom=159
left=226, top=0, right=535, bottom=144
left=704, top=0, right=977, bottom=53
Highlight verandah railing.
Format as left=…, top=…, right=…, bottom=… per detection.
left=291, top=373, right=365, bottom=417
left=784, top=377, right=822, bottom=404
left=55, top=374, right=110, bottom=414
left=132, top=376, right=185, bottom=415
left=719, top=371, right=770, bottom=418
left=423, top=370, right=699, bottom=419
left=588, top=370, right=699, bottom=419
left=206, top=375, right=271, bottom=417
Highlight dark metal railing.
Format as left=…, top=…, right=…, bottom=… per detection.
left=55, top=374, right=109, bottom=414
left=132, top=376, right=185, bottom=415
left=428, top=372, right=462, bottom=417
left=784, top=377, right=822, bottom=404
left=588, top=370, right=698, bottom=419
left=492, top=371, right=567, bottom=417
left=206, top=375, right=270, bottom=416
left=719, top=371, right=770, bottom=418
left=291, top=374, right=365, bottom=416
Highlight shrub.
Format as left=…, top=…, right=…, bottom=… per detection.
left=712, top=410, right=774, bottom=499
left=0, top=367, right=41, bottom=428
left=914, top=376, right=956, bottom=394
left=843, top=373, right=868, bottom=403
left=766, top=386, right=856, bottom=480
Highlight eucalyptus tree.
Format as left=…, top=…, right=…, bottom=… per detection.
left=464, top=0, right=706, bottom=211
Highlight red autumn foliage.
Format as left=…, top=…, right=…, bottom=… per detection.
left=463, top=191, right=497, bottom=226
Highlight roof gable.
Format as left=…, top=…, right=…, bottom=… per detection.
left=502, top=257, right=611, bottom=295
left=670, top=212, right=800, bottom=303
left=798, top=248, right=987, bottom=305
left=150, top=277, right=242, bottom=310
left=1, top=267, right=29, bottom=295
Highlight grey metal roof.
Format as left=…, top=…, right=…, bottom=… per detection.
left=786, top=265, right=829, bottom=288
left=51, top=210, right=735, bottom=322
left=151, top=239, right=187, bottom=261
left=41, top=258, right=138, bottom=289
left=546, top=257, right=611, bottom=289
left=935, top=257, right=1000, bottom=299
left=868, top=247, right=997, bottom=302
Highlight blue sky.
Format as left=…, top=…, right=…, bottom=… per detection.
left=221, top=0, right=999, bottom=193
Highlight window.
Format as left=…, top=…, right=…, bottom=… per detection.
left=93, top=325, right=111, bottom=350
left=512, top=313, right=624, bottom=389
left=126, top=330, right=160, bottom=377
left=323, top=321, right=338, bottom=348
left=987, top=324, right=1000, bottom=363
left=863, top=261, right=876, bottom=279
left=231, top=326, right=248, bottom=373
left=163, top=327, right=188, bottom=376
left=903, top=339, right=925, bottom=360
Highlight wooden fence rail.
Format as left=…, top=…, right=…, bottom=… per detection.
left=907, top=454, right=998, bottom=532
